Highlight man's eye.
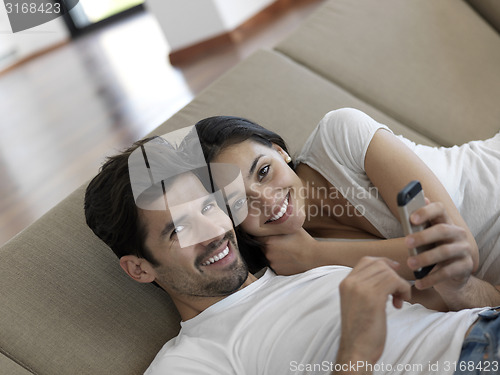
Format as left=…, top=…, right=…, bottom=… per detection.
left=202, top=203, right=214, bottom=213
left=232, top=197, right=247, bottom=211
left=170, top=225, right=185, bottom=239
left=258, top=165, right=269, bottom=181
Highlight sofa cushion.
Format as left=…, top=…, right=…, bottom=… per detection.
left=0, top=353, right=32, bottom=375
left=152, top=49, right=437, bottom=149
left=276, top=0, right=500, bottom=146
left=0, top=185, right=180, bottom=375
left=467, top=0, right=500, bottom=34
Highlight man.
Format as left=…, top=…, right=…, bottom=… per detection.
left=84, top=127, right=500, bottom=374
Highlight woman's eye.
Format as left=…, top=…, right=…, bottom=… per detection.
left=257, top=165, right=269, bottom=181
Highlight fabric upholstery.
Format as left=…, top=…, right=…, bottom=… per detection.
left=0, top=353, right=32, bottom=375
left=276, top=0, right=500, bottom=146
left=151, top=49, right=437, bottom=151
left=0, top=185, right=180, bottom=375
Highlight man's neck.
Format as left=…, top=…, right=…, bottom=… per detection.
left=172, top=273, right=258, bottom=321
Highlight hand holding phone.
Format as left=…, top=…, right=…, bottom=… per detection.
left=397, top=181, right=435, bottom=279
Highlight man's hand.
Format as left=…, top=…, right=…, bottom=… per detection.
left=335, top=257, right=411, bottom=374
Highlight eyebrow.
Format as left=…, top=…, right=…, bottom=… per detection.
left=248, top=154, right=264, bottom=179
left=226, top=190, right=242, bottom=200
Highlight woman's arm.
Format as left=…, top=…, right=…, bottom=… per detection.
left=264, top=202, right=493, bottom=310
left=363, top=129, right=479, bottom=270
left=263, top=228, right=418, bottom=279
left=262, top=228, right=478, bottom=310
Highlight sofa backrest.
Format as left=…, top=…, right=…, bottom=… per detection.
left=275, top=0, right=500, bottom=146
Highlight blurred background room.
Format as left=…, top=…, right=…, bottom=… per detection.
left=0, top=0, right=325, bottom=246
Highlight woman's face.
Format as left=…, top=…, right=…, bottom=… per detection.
left=213, top=140, right=306, bottom=237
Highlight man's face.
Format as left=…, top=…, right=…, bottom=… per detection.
left=139, top=172, right=249, bottom=298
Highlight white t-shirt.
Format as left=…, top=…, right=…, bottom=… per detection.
left=145, top=266, right=482, bottom=375
left=297, top=108, right=500, bottom=284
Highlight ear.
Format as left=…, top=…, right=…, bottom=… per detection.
left=272, top=144, right=292, bottom=163
left=119, top=255, right=156, bottom=284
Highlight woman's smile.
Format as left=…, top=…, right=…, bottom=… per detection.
left=264, top=191, right=292, bottom=224
left=214, top=140, right=306, bottom=237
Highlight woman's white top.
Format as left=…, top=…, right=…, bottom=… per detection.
left=297, top=108, right=500, bottom=284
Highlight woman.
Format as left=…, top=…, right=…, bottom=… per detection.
left=196, top=108, right=500, bottom=286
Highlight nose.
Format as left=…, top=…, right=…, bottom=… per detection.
left=198, top=218, right=227, bottom=246
left=192, top=209, right=232, bottom=247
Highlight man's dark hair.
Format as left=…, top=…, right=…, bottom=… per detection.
left=84, top=135, right=201, bottom=266
left=195, top=116, right=293, bottom=273
left=85, top=137, right=160, bottom=266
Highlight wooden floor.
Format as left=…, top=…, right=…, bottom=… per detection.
left=0, top=0, right=325, bottom=246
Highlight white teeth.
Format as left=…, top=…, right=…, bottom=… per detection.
left=268, top=194, right=289, bottom=222
left=202, top=246, right=229, bottom=266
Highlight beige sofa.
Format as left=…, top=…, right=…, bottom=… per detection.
left=1, top=0, right=499, bottom=373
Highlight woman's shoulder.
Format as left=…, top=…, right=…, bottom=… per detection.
left=313, top=108, right=392, bottom=158
left=299, top=108, right=392, bottom=172
left=318, top=108, right=391, bottom=141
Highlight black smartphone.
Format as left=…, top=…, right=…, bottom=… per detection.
left=397, top=180, right=435, bottom=279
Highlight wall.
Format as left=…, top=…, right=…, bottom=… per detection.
left=214, top=0, right=274, bottom=30
left=145, top=0, right=274, bottom=52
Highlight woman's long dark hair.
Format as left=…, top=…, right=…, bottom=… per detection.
left=195, top=116, right=292, bottom=273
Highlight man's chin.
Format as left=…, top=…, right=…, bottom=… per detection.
left=201, top=281, right=247, bottom=298
left=208, top=258, right=249, bottom=296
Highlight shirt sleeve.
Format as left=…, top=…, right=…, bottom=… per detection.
left=298, top=108, right=392, bottom=173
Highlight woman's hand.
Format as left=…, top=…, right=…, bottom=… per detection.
left=406, top=201, right=500, bottom=309
left=405, top=201, right=474, bottom=292
left=260, top=228, right=318, bottom=275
